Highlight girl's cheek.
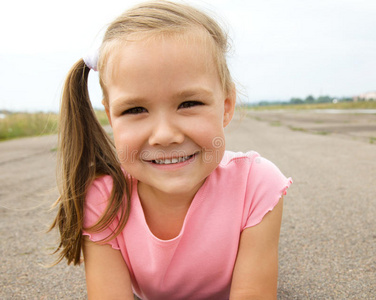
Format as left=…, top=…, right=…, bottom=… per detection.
left=113, top=133, right=141, bottom=164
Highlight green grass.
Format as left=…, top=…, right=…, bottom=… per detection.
left=95, top=110, right=110, bottom=126
left=247, top=101, right=376, bottom=111
left=0, top=113, right=58, bottom=141
left=269, top=121, right=281, bottom=127
left=315, top=130, right=331, bottom=136
left=288, top=126, right=306, bottom=132
left=0, top=110, right=110, bottom=141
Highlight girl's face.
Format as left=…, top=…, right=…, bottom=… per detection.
left=104, top=33, right=235, bottom=201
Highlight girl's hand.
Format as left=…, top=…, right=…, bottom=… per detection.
left=229, top=198, right=284, bottom=300
left=82, top=237, right=134, bottom=300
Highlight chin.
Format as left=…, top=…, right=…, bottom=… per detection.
left=154, top=179, right=205, bottom=197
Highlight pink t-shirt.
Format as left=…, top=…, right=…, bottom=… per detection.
left=83, top=151, right=292, bottom=300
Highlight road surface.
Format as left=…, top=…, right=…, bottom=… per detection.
left=1, top=110, right=375, bottom=299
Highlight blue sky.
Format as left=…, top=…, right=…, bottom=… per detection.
left=0, top=0, right=375, bottom=112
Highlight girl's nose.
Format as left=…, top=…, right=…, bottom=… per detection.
left=148, top=117, right=184, bottom=146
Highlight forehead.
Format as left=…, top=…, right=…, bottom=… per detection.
left=100, top=30, right=219, bottom=84
left=100, top=30, right=226, bottom=109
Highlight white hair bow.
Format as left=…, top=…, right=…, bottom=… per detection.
left=83, top=30, right=105, bottom=71
left=83, top=48, right=99, bottom=71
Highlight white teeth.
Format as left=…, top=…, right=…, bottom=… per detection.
left=154, top=155, right=192, bottom=165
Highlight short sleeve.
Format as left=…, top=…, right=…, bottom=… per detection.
left=242, top=155, right=292, bottom=230
left=82, top=176, right=120, bottom=250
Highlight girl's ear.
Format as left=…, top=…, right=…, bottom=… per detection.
left=223, top=85, right=236, bottom=127
left=102, top=99, right=112, bottom=127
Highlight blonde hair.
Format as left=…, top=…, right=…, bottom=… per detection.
left=99, top=0, right=233, bottom=103
left=50, top=0, right=233, bottom=265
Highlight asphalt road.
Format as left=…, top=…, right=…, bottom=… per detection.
left=1, top=110, right=375, bottom=299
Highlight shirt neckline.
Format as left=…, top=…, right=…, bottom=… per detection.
left=131, top=175, right=210, bottom=245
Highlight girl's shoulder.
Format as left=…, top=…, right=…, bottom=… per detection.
left=89, top=174, right=114, bottom=197
left=83, top=174, right=123, bottom=248
left=220, top=150, right=260, bottom=166
left=85, top=174, right=117, bottom=213
left=85, top=171, right=130, bottom=211
left=217, top=151, right=292, bottom=229
left=217, top=150, right=291, bottom=193
left=218, top=150, right=264, bottom=176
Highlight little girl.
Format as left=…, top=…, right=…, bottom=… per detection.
left=51, top=1, right=292, bottom=299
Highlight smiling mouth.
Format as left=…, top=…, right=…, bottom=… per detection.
left=151, top=153, right=197, bottom=165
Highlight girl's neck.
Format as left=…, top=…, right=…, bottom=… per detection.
left=137, top=180, right=203, bottom=213
left=137, top=180, right=203, bottom=240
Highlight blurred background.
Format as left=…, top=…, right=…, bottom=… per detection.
left=1, top=0, right=375, bottom=113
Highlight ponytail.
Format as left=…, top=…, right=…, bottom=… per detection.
left=50, top=60, right=130, bottom=265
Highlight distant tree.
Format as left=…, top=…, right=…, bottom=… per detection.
left=290, top=97, right=304, bottom=104
left=317, top=95, right=332, bottom=103
left=305, top=95, right=315, bottom=103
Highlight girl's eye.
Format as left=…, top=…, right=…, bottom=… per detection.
left=179, top=101, right=204, bottom=109
left=122, top=107, right=147, bottom=115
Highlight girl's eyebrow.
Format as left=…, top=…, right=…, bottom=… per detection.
left=111, top=97, right=150, bottom=109
left=175, top=88, right=213, bottom=99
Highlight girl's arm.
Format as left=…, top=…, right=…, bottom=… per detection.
left=230, top=198, right=283, bottom=300
left=82, top=237, right=134, bottom=300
